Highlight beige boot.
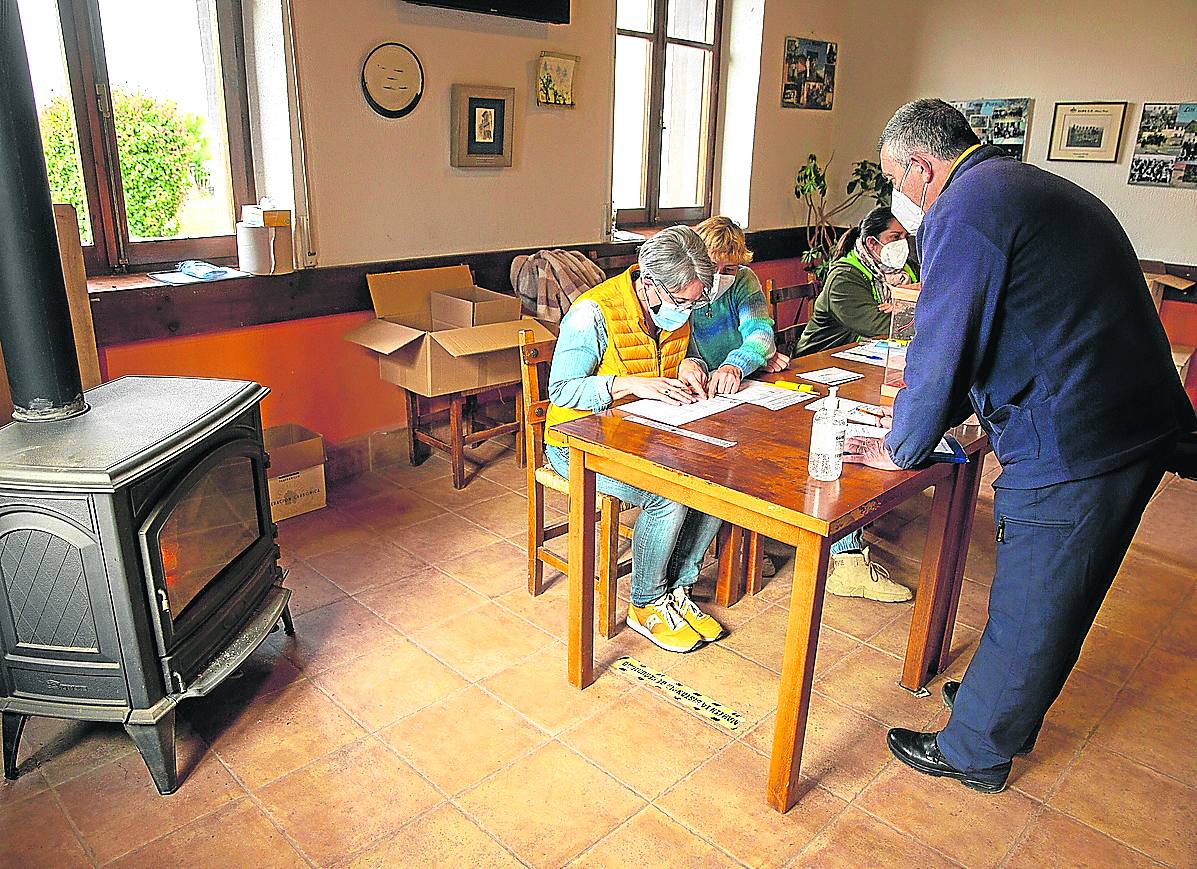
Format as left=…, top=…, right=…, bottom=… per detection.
left=826, top=547, right=912, bottom=602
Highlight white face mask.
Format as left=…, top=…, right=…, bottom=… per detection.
left=891, top=160, right=929, bottom=234
left=877, top=238, right=909, bottom=270
left=711, top=272, right=735, bottom=301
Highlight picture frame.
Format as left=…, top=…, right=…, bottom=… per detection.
left=1047, top=101, right=1128, bottom=162
left=781, top=36, right=836, bottom=110
left=536, top=52, right=578, bottom=108
left=450, top=84, right=515, bottom=168
left=1128, top=103, right=1197, bottom=189
left=950, top=98, right=1033, bottom=161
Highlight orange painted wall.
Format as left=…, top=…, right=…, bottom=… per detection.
left=101, top=312, right=407, bottom=443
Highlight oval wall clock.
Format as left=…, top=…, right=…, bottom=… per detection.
left=361, top=42, right=424, bottom=119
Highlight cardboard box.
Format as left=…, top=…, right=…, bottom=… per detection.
left=1171, top=344, right=1194, bottom=384
left=264, top=423, right=327, bottom=521
left=345, top=265, right=555, bottom=397
left=1144, top=271, right=1195, bottom=312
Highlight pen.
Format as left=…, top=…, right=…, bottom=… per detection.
left=857, top=406, right=885, bottom=419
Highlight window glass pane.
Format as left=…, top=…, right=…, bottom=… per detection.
left=617, top=0, right=653, bottom=32
left=19, top=0, right=93, bottom=245
left=667, top=0, right=715, bottom=43
left=658, top=44, right=712, bottom=209
left=612, top=36, right=653, bottom=211
left=96, top=0, right=235, bottom=241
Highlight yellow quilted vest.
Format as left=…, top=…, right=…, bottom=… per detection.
left=545, top=266, right=690, bottom=448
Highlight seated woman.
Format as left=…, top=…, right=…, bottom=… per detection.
left=794, top=205, right=917, bottom=603
left=545, top=226, right=726, bottom=653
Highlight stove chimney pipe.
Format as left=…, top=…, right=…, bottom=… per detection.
left=0, top=0, right=87, bottom=421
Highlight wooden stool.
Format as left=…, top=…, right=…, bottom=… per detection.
left=403, top=382, right=525, bottom=489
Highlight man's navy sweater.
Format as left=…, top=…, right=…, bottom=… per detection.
left=886, top=145, right=1195, bottom=488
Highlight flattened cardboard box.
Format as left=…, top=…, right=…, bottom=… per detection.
left=344, top=265, right=555, bottom=397
left=264, top=423, right=326, bottom=521
left=1144, top=272, right=1195, bottom=312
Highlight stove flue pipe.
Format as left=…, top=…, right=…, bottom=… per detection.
left=0, top=0, right=87, bottom=421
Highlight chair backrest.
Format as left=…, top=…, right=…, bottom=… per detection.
left=519, top=329, right=557, bottom=471
left=765, top=277, right=818, bottom=347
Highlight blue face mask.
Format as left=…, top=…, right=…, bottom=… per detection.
left=649, top=301, right=693, bottom=331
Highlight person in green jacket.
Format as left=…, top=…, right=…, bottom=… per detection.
left=794, top=205, right=918, bottom=356
left=795, top=205, right=916, bottom=603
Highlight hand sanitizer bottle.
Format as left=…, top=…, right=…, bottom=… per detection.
left=809, top=386, right=847, bottom=481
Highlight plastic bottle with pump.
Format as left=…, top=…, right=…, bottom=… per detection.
left=808, top=386, right=847, bottom=481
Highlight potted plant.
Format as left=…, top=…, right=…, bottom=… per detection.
left=793, top=154, right=892, bottom=284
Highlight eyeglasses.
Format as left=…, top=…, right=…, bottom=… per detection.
left=641, top=271, right=711, bottom=311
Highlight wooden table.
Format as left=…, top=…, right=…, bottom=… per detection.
left=404, top=382, right=524, bottom=489
left=554, top=345, right=989, bottom=812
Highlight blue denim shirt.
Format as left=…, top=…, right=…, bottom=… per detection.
left=547, top=300, right=617, bottom=413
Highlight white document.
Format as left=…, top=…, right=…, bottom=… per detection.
left=846, top=423, right=889, bottom=439
left=620, top=394, right=741, bottom=426
left=798, top=366, right=865, bottom=386
left=831, top=346, right=888, bottom=367
left=808, top=396, right=885, bottom=423
left=732, top=381, right=817, bottom=410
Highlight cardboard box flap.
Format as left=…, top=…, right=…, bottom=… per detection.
left=367, top=265, right=473, bottom=319
left=432, top=319, right=554, bottom=358
left=264, top=423, right=326, bottom=477
left=1154, top=274, right=1195, bottom=291
left=344, top=318, right=425, bottom=355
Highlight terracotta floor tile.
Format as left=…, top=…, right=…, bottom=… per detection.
left=276, top=506, right=375, bottom=560
left=57, top=739, right=243, bottom=865
left=495, top=577, right=574, bottom=640
left=665, top=643, right=783, bottom=728
left=0, top=790, right=91, bottom=869
left=1092, top=686, right=1197, bottom=782
left=794, top=806, right=959, bottom=868
left=280, top=560, right=347, bottom=615
left=856, top=763, right=1038, bottom=869
left=459, top=490, right=550, bottom=539
left=1006, top=722, right=1085, bottom=801
left=394, top=513, right=502, bottom=562
left=1043, top=669, right=1117, bottom=737
left=560, top=689, right=733, bottom=798
left=355, top=566, right=486, bottom=634
left=483, top=645, right=632, bottom=734
left=1074, top=623, right=1153, bottom=687
left=479, top=454, right=533, bottom=491
left=719, top=606, right=856, bottom=676
left=1003, top=808, right=1160, bottom=869
left=1111, top=548, right=1194, bottom=604
left=107, top=798, right=307, bottom=869
left=1132, top=493, right=1197, bottom=571
left=313, top=638, right=467, bottom=730
left=951, top=579, right=992, bottom=632
left=0, top=766, right=48, bottom=807
left=418, top=473, right=511, bottom=510
left=344, top=803, right=522, bottom=869
left=380, top=685, right=547, bottom=795
left=341, top=486, right=448, bottom=532
left=1050, top=743, right=1197, bottom=866
left=256, top=737, right=441, bottom=867
left=742, top=695, right=894, bottom=802
left=1094, top=584, right=1174, bottom=643
left=869, top=611, right=982, bottom=673
left=196, top=641, right=304, bottom=715
left=378, top=454, right=454, bottom=487
left=571, top=806, right=737, bottom=868
left=412, top=602, right=556, bottom=681
left=460, top=741, right=646, bottom=869
left=436, top=540, right=529, bottom=598
left=190, top=680, right=364, bottom=789
left=1157, top=598, right=1197, bottom=658
left=815, top=644, right=941, bottom=730
left=305, top=538, right=430, bottom=595
left=13, top=717, right=136, bottom=787
left=656, top=743, right=845, bottom=869
left=271, top=595, right=402, bottom=674
left=325, top=471, right=404, bottom=506
left=818, top=591, right=909, bottom=642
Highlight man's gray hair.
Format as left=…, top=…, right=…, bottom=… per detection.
left=638, top=225, right=714, bottom=293
left=879, top=99, right=980, bottom=164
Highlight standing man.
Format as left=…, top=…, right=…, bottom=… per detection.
left=846, top=99, right=1195, bottom=793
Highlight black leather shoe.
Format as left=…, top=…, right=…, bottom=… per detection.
left=886, top=728, right=1010, bottom=793
left=942, top=681, right=1036, bottom=755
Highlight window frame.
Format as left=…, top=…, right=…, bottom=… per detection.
left=614, top=0, right=723, bottom=229
left=47, top=0, right=255, bottom=274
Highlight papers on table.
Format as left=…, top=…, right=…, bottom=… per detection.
left=832, top=346, right=887, bottom=367
left=623, top=415, right=737, bottom=448
left=807, top=396, right=886, bottom=425
left=731, top=381, right=817, bottom=410
left=621, top=380, right=815, bottom=427
left=847, top=423, right=889, bottom=439
left=832, top=340, right=907, bottom=369
left=797, top=366, right=864, bottom=386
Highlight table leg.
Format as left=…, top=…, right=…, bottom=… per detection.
left=745, top=531, right=765, bottom=596
left=937, top=456, right=986, bottom=671
left=403, top=389, right=430, bottom=466
left=567, top=449, right=597, bottom=689
left=767, top=528, right=831, bottom=812
left=449, top=393, right=466, bottom=489
left=715, top=523, right=745, bottom=607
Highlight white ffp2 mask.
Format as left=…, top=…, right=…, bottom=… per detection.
left=878, top=238, right=910, bottom=270
left=711, top=272, right=735, bottom=301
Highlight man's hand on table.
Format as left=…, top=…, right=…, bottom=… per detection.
left=677, top=358, right=709, bottom=398
left=706, top=364, right=742, bottom=397
left=764, top=351, right=790, bottom=373
left=843, top=435, right=903, bottom=471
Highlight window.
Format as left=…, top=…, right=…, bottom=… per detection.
left=613, top=0, right=722, bottom=227
left=19, top=0, right=254, bottom=274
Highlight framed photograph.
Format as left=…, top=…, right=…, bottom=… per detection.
left=781, top=37, right=836, bottom=110
left=950, top=98, right=1033, bottom=161
left=536, top=52, right=578, bottom=108
left=1128, top=102, right=1197, bottom=189
left=1048, top=102, right=1127, bottom=162
left=451, top=84, right=515, bottom=168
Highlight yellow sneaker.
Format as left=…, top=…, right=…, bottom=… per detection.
left=670, top=586, right=726, bottom=642
left=627, top=595, right=704, bottom=653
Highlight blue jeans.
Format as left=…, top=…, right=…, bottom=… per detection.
left=547, top=445, right=723, bottom=606
left=830, top=528, right=864, bottom=555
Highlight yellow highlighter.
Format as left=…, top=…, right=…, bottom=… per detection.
left=774, top=381, right=816, bottom=393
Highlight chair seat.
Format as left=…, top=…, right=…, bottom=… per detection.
left=534, top=464, right=569, bottom=494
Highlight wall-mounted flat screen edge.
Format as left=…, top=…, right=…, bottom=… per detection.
left=405, top=0, right=569, bottom=24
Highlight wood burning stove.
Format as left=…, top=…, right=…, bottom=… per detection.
left=0, top=375, right=293, bottom=794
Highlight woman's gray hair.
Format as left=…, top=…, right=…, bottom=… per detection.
left=637, top=225, right=714, bottom=293
left=880, top=99, right=980, bottom=164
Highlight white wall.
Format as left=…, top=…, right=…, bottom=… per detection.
left=289, top=0, right=615, bottom=266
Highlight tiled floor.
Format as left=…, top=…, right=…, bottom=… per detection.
left=4, top=439, right=1196, bottom=868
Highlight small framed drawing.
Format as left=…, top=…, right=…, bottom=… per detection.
left=537, top=52, right=578, bottom=107
left=451, top=84, right=515, bottom=168
left=1048, top=101, right=1128, bottom=162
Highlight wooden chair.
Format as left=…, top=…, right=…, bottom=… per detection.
left=519, top=330, right=633, bottom=638
left=765, top=277, right=819, bottom=353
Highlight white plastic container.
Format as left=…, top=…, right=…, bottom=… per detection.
left=808, top=385, right=847, bottom=481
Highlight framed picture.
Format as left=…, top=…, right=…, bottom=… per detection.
left=950, top=98, right=1033, bottom=161
left=1048, top=102, right=1127, bottom=162
left=536, top=52, right=578, bottom=108
left=450, top=84, right=515, bottom=168
left=1128, top=103, right=1197, bottom=189
left=781, top=37, right=836, bottom=110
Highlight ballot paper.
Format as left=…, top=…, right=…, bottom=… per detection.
left=807, top=396, right=886, bottom=424
left=847, top=423, right=890, bottom=439
left=798, top=367, right=865, bottom=386
left=732, top=381, right=817, bottom=410
left=621, top=395, right=741, bottom=426
left=832, top=346, right=888, bottom=367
